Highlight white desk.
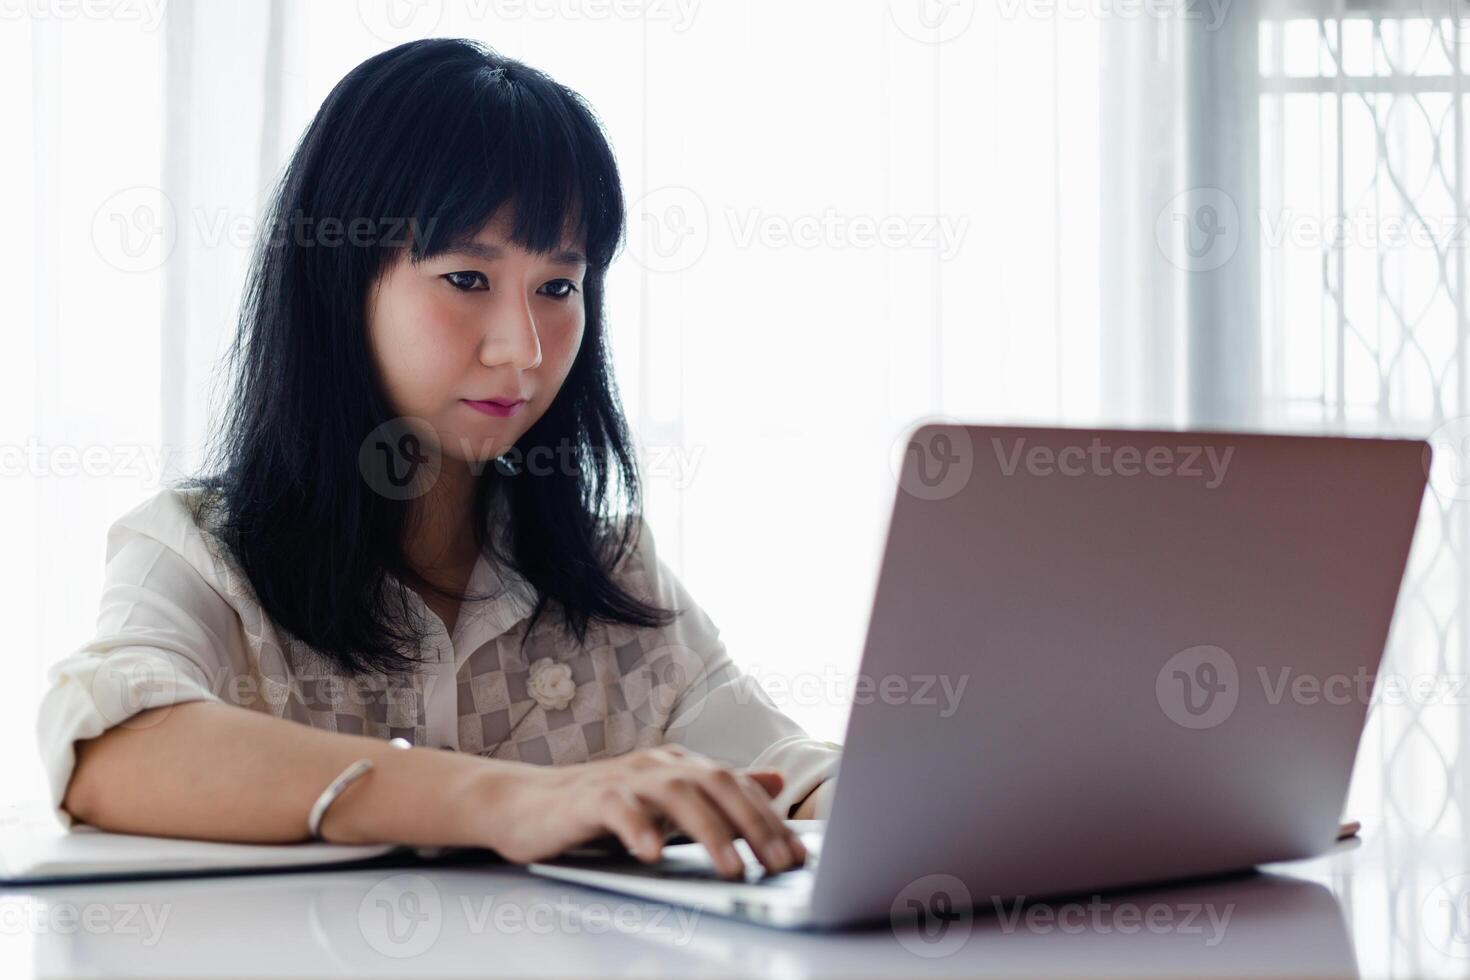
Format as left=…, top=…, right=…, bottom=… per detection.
left=1, top=827, right=1467, bottom=978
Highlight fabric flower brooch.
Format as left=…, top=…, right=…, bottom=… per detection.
left=527, top=657, right=577, bottom=711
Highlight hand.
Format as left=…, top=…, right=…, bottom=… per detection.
left=484, top=744, right=808, bottom=879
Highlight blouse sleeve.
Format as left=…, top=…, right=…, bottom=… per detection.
left=37, top=494, right=238, bottom=827
left=626, top=517, right=844, bottom=819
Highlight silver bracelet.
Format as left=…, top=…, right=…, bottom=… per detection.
left=307, top=737, right=412, bottom=841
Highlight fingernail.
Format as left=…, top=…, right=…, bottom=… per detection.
left=770, top=839, right=792, bottom=867
left=641, top=831, right=661, bottom=857
left=722, top=843, right=743, bottom=875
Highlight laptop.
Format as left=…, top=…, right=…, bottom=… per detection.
left=528, top=423, right=1431, bottom=929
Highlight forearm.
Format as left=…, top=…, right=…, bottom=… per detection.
left=63, top=700, right=540, bottom=849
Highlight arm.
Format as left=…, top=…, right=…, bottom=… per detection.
left=63, top=699, right=538, bottom=848
left=64, top=701, right=805, bottom=874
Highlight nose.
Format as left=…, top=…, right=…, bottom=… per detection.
left=478, top=292, right=543, bottom=371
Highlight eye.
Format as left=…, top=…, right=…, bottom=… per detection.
left=541, top=279, right=581, bottom=301
left=442, top=271, right=488, bottom=291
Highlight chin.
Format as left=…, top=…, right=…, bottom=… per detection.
left=426, top=420, right=505, bottom=468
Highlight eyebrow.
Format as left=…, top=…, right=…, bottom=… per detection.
left=440, top=240, right=588, bottom=266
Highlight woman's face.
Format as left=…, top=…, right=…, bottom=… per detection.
left=365, top=206, right=588, bottom=468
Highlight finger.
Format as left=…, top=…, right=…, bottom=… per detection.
left=697, top=768, right=802, bottom=872
left=742, top=770, right=806, bottom=860
left=638, top=775, right=746, bottom=879
left=597, top=786, right=665, bottom=863
left=628, top=746, right=681, bottom=771
left=645, top=743, right=692, bottom=766
left=696, top=766, right=800, bottom=869
left=752, top=775, right=811, bottom=858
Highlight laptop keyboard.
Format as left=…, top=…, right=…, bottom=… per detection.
left=633, top=834, right=821, bottom=886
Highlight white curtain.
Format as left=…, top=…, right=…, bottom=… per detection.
left=7, top=0, right=1454, bottom=847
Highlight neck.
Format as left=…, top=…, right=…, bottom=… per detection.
left=404, top=456, right=483, bottom=588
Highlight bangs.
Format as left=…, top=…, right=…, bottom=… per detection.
left=401, top=58, right=624, bottom=270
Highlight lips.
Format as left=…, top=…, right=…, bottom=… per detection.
left=462, top=398, right=526, bottom=419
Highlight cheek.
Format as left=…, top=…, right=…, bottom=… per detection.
left=371, top=289, right=474, bottom=411
left=541, top=310, right=586, bottom=382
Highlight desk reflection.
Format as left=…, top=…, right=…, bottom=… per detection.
left=15, top=863, right=1356, bottom=978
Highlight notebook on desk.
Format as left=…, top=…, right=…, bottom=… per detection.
left=0, top=803, right=493, bottom=885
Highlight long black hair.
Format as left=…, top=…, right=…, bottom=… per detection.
left=180, top=37, right=673, bottom=677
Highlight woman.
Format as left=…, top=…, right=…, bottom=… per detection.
left=39, top=38, right=839, bottom=880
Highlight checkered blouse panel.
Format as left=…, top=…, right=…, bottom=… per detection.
left=287, top=615, right=721, bottom=764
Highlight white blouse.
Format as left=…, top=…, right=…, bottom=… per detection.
left=38, top=487, right=842, bottom=828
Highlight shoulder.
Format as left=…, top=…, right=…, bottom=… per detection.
left=106, top=484, right=214, bottom=553
left=606, top=513, right=670, bottom=600
left=103, top=484, right=244, bottom=601
left=604, top=513, right=719, bottom=639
